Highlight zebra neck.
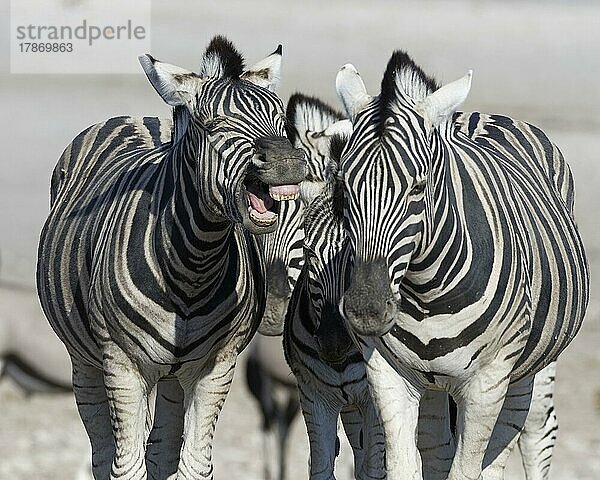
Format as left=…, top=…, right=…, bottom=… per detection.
left=403, top=125, right=494, bottom=311
left=154, top=107, right=233, bottom=297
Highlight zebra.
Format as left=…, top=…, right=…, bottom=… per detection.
left=285, top=93, right=469, bottom=480
left=283, top=94, right=387, bottom=480
left=266, top=93, right=557, bottom=480
left=276, top=93, right=562, bottom=479
left=36, top=35, right=307, bottom=480
left=244, top=94, right=353, bottom=480
left=333, top=52, right=589, bottom=480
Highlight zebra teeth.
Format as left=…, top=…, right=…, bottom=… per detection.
left=269, top=192, right=300, bottom=201
left=249, top=209, right=278, bottom=226
left=268, top=185, right=300, bottom=201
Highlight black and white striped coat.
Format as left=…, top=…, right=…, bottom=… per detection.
left=280, top=94, right=561, bottom=480
left=335, top=53, right=588, bottom=480
left=36, top=36, right=306, bottom=480
left=282, top=94, right=387, bottom=480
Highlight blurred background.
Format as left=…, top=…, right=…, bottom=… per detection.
left=0, top=0, right=598, bottom=478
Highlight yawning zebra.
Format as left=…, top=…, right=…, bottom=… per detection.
left=37, top=36, right=306, bottom=480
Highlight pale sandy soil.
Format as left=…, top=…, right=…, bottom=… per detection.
left=1, top=1, right=599, bottom=478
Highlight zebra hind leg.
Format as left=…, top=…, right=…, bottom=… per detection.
left=517, top=362, right=557, bottom=480
left=146, top=377, right=184, bottom=480
left=341, top=400, right=386, bottom=480
left=340, top=405, right=365, bottom=478
left=71, top=359, right=115, bottom=480
left=418, top=390, right=455, bottom=480
left=175, top=354, right=237, bottom=480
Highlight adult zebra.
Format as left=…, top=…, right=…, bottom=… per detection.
left=334, top=53, right=588, bottom=480
left=253, top=93, right=560, bottom=480
left=37, top=36, right=306, bottom=480
left=283, top=93, right=454, bottom=480
left=283, top=95, right=469, bottom=480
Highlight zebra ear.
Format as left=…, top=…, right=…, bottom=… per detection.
left=336, top=64, right=373, bottom=122
left=323, top=119, right=353, bottom=138
left=418, top=70, right=472, bottom=131
left=139, top=54, right=202, bottom=107
left=241, top=45, right=282, bottom=92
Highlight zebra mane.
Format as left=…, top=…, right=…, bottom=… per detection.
left=305, top=133, right=347, bottom=220
left=200, top=35, right=245, bottom=79
left=171, top=105, right=190, bottom=143
left=329, top=134, right=347, bottom=220
left=379, top=50, right=439, bottom=135
left=329, top=133, right=347, bottom=166
left=286, top=93, right=345, bottom=144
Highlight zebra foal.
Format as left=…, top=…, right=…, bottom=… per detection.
left=37, top=36, right=306, bottom=480
left=335, top=52, right=588, bottom=480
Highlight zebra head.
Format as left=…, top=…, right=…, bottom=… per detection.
left=138, top=36, right=307, bottom=234
left=287, top=94, right=355, bottom=363
left=254, top=95, right=352, bottom=337
left=336, top=52, right=472, bottom=337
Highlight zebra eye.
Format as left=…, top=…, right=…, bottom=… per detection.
left=410, top=181, right=426, bottom=195
left=203, top=116, right=228, bottom=130
left=303, top=244, right=318, bottom=260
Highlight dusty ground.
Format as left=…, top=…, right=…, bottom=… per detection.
left=1, top=1, right=599, bottom=478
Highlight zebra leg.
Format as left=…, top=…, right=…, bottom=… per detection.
left=341, top=401, right=386, bottom=480
left=448, top=366, right=515, bottom=480
left=176, top=355, right=236, bottom=479
left=481, top=375, right=533, bottom=479
left=517, top=363, right=557, bottom=480
left=340, top=405, right=365, bottom=476
left=146, top=377, right=184, bottom=480
left=297, top=383, right=340, bottom=480
left=365, top=346, right=423, bottom=480
left=103, top=346, right=154, bottom=480
left=418, top=390, right=455, bottom=480
left=71, top=360, right=115, bottom=480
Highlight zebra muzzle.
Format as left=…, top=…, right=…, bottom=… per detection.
left=243, top=177, right=300, bottom=228
left=245, top=177, right=279, bottom=227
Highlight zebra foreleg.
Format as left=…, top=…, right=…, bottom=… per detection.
left=146, top=377, right=184, bottom=480
left=103, top=344, right=156, bottom=480
left=481, top=375, right=533, bottom=479
left=517, top=362, right=557, bottom=480
left=448, top=364, right=516, bottom=480
left=341, top=401, right=386, bottom=480
left=72, top=360, right=115, bottom=480
left=365, top=346, right=423, bottom=480
left=297, top=382, right=340, bottom=480
left=175, top=354, right=236, bottom=480
left=417, top=390, right=455, bottom=480
left=340, top=406, right=365, bottom=476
